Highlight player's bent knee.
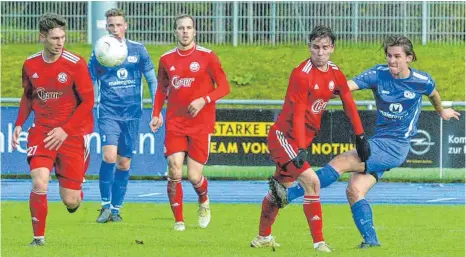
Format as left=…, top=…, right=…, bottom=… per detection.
left=346, top=185, right=364, bottom=203
left=61, top=195, right=81, bottom=209
left=297, top=168, right=320, bottom=194
left=116, top=160, right=131, bottom=170
left=30, top=166, right=51, bottom=192
left=102, top=153, right=117, bottom=163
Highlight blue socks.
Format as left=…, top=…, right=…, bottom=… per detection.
left=111, top=169, right=130, bottom=215
left=287, top=183, right=304, bottom=202
left=316, top=164, right=340, bottom=188
left=287, top=164, right=340, bottom=202
left=351, top=199, right=379, bottom=245
left=99, top=161, right=115, bottom=208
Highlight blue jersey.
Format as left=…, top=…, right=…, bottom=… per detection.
left=88, top=39, right=156, bottom=120
left=353, top=65, right=435, bottom=139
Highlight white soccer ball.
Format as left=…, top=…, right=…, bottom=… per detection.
left=94, top=35, right=128, bottom=67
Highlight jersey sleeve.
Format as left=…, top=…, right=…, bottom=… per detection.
left=352, top=66, right=378, bottom=90
left=15, top=64, right=33, bottom=127
left=87, top=50, right=98, bottom=82
left=423, top=75, right=436, bottom=96
left=151, top=60, right=169, bottom=117
left=139, top=45, right=154, bottom=73
left=62, top=59, right=95, bottom=136
left=204, top=52, right=230, bottom=104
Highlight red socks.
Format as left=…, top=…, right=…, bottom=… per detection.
left=258, top=192, right=279, bottom=236
left=303, top=195, right=324, bottom=243
left=29, top=190, right=48, bottom=238
left=167, top=178, right=184, bottom=222
left=193, top=176, right=208, bottom=203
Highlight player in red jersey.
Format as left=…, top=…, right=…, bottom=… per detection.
left=250, top=25, right=371, bottom=252
left=10, top=13, right=94, bottom=246
left=149, top=14, right=230, bottom=231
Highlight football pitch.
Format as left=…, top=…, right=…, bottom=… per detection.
left=1, top=179, right=465, bottom=257
left=1, top=203, right=464, bottom=257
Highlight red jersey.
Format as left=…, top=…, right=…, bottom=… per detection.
left=274, top=59, right=364, bottom=149
left=152, top=45, right=230, bottom=134
left=15, top=50, right=94, bottom=136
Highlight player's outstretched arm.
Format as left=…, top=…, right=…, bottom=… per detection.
left=347, top=80, right=361, bottom=92
left=429, top=89, right=461, bottom=121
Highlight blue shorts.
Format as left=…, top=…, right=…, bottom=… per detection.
left=98, top=118, right=140, bottom=158
left=366, top=136, right=410, bottom=180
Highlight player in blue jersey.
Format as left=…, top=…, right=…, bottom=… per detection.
left=88, top=8, right=160, bottom=223
left=269, top=35, right=460, bottom=247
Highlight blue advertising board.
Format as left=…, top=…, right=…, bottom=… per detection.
left=1, top=107, right=168, bottom=176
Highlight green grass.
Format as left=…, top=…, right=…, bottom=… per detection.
left=1, top=202, right=464, bottom=257
left=2, top=167, right=465, bottom=183
left=1, top=43, right=465, bottom=101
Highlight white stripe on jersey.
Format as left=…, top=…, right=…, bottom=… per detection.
left=196, top=45, right=212, bottom=53
left=63, top=51, right=80, bottom=61
left=302, top=60, right=313, bottom=74
left=83, top=134, right=91, bottom=162
left=27, top=51, right=42, bottom=60
left=62, top=55, right=78, bottom=64
left=404, top=98, right=421, bottom=138
left=377, top=66, right=389, bottom=71
left=127, top=39, right=143, bottom=45
left=328, top=62, right=338, bottom=69
left=328, top=61, right=339, bottom=70
left=275, top=130, right=297, bottom=159
left=62, top=52, right=79, bottom=64
left=161, top=48, right=177, bottom=57
left=413, top=72, right=428, bottom=81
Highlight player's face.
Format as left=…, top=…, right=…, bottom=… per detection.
left=308, top=36, right=334, bottom=70
left=175, top=17, right=196, bottom=48
left=386, top=46, right=413, bottom=78
left=40, top=28, right=66, bottom=56
left=106, top=16, right=127, bottom=39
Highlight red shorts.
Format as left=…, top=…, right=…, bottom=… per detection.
left=27, top=127, right=91, bottom=190
left=165, top=130, right=211, bottom=165
left=267, top=125, right=314, bottom=183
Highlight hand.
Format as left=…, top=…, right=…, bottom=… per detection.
left=149, top=113, right=164, bottom=133
left=292, top=149, right=308, bottom=169
left=44, top=127, right=68, bottom=150
left=11, top=126, right=22, bottom=150
left=440, top=108, right=461, bottom=121
left=355, top=134, right=371, bottom=162
left=187, top=97, right=206, bottom=117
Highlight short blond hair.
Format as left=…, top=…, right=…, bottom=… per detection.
left=105, top=8, right=125, bottom=19
left=39, top=13, right=67, bottom=33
